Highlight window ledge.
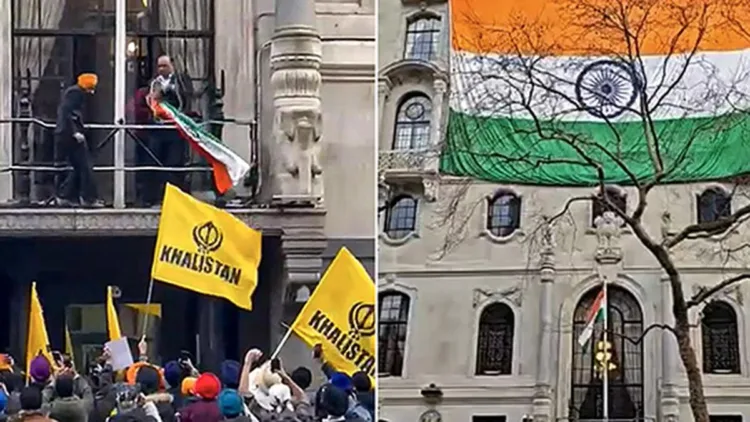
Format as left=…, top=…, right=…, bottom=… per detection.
left=473, top=372, right=514, bottom=377
left=585, top=227, right=632, bottom=236
left=380, top=231, right=420, bottom=246
left=479, top=228, right=525, bottom=244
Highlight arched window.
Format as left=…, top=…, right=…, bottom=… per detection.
left=379, top=291, right=410, bottom=376
left=486, top=191, right=521, bottom=237
left=702, top=301, right=740, bottom=374
left=393, top=95, right=432, bottom=150
left=476, top=303, right=515, bottom=375
left=572, top=285, right=644, bottom=419
left=384, top=195, right=418, bottom=239
left=698, top=188, right=732, bottom=224
left=592, top=187, right=627, bottom=226
left=404, top=17, right=441, bottom=61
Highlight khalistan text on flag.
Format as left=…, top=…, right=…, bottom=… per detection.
left=149, top=99, right=250, bottom=194
left=578, top=287, right=606, bottom=347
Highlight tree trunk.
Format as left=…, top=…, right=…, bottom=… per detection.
left=667, top=273, right=710, bottom=422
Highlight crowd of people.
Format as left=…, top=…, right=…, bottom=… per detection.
left=0, top=342, right=374, bottom=422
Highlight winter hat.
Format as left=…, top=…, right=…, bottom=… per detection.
left=163, top=361, right=181, bottom=388
left=135, top=365, right=161, bottom=395
left=219, top=360, right=241, bottom=389
left=352, top=371, right=371, bottom=392
left=320, top=385, right=349, bottom=417
left=0, top=390, right=7, bottom=413
left=217, top=389, right=243, bottom=418
left=330, top=372, right=353, bottom=393
left=181, top=376, right=197, bottom=396
left=55, top=373, right=75, bottom=398
left=193, top=373, right=221, bottom=400
left=29, top=355, right=51, bottom=383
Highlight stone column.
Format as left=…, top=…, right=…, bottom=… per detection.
left=660, top=274, right=680, bottom=421
left=377, top=79, right=391, bottom=149
left=270, top=0, right=324, bottom=205
left=276, top=227, right=327, bottom=379
left=533, top=225, right=555, bottom=422
left=430, top=79, right=447, bottom=150
left=0, top=1, right=12, bottom=203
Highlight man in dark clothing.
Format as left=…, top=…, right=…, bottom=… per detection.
left=54, top=73, right=103, bottom=208
left=148, top=55, right=189, bottom=202
left=127, top=87, right=159, bottom=207
left=179, top=373, right=222, bottom=422
left=16, top=386, right=54, bottom=422
left=49, top=374, right=88, bottom=422
left=134, top=366, right=175, bottom=422
left=350, top=372, right=374, bottom=420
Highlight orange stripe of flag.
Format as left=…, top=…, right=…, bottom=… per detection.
left=585, top=288, right=605, bottom=322
left=451, top=0, right=750, bottom=56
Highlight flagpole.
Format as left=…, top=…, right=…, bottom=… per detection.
left=602, top=277, right=609, bottom=421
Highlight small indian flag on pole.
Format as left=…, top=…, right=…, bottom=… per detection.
left=578, top=287, right=606, bottom=347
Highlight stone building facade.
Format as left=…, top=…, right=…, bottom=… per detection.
left=0, top=0, right=375, bottom=373
left=377, top=1, right=750, bottom=421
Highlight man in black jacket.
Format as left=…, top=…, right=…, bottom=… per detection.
left=148, top=55, right=189, bottom=202
left=54, top=73, right=103, bottom=208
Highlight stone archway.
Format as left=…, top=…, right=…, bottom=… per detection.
left=570, top=285, right=644, bottom=420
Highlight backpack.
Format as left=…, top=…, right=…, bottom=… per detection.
left=345, top=403, right=371, bottom=422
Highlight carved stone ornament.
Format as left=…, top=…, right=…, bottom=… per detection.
left=419, top=410, right=441, bottom=422
left=422, top=177, right=439, bottom=202
left=275, top=107, right=324, bottom=202
left=593, top=211, right=623, bottom=262
left=540, top=216, right=554, bottom=251
left=473, top=285, right=523, bottom=308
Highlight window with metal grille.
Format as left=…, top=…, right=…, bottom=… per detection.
left=404, top=17, right=441, bottom=61
left=591, top=187, right=627, bottom=226
left=710, top=416, right=743, bottom=422
left=697, top=188, right=732, bottom=224
left=475, top=303, right=514, bottom=375
left=487, top=191, right=521, bottom=237
left=702, top=301, right=740, bottom=374
left=384, top=195, right=418, bottom=239
left=378, top=291, right=410, bottom=376
left=393, top=95, right=432, bottom=150
left=472, top=416, right=507, bottom=422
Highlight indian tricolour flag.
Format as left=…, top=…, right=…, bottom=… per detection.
left=445, top=0, right=750, bottom=186
left=578, top=287, right=606, bottom=348
left=149, top=100, right=250, bottom=194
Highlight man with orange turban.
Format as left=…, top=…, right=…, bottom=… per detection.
left=53, top=73, right=103, bottom=208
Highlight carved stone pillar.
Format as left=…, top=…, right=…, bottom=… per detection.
left=270, top=0, right=324, bottom=205
left=0, top=0, right=12, bottom=203
left=430, top=79, right=447, bottom=150
left=378, top=79, right=391, bottom=148
left=533, top=223, right=555, bottom=422
left=276, top=227, right=327, bottom=370
left=660, top=274, right=680, bottom=421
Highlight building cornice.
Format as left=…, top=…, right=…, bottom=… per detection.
left=0, top=208, right=326, bottom=237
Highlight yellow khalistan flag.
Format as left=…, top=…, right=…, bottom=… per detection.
left=26, top=282, right=54, bottom=380
left=289, top=247, right=376, bottom=378
left=151, top=183, right=262, bottom=310
left=106, top=286, right=122, bottom=340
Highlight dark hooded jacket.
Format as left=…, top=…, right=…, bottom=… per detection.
left=49, top=396, right=87, bottom=422
left=43, top=376, right=94, bottom=416
left=55, top=85, right=87, bottom=141
left=178, top=399, right=221, bottom=422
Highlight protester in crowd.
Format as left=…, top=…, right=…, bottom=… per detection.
left=53, top=73, right=102, bottom=208
left=28, top=356, right=55, bottom=410
left=178, top=372, right=221, bottom=422
left=350, top=372, right=374, bottom=420
left=0, top=368, right=23, bottom=414
left=0, top=386, right=9, bottom=422
left=107, top=385, right=161, bottom=422
left=216, top=390, right=253, bottom=422
left=148, top=55, right=189, bottom=199
left=178, top=377, right=197, bottom=409
left=317, top=385, right=366, bottom=422
left=219, top=360, right=241, bottom=390
left=49, top=373, right=88, bottom=422
left=16, top=386, right=55, bottom=422
left=289, top=367, right=314, bottom=403
left=133, top=366, right=174, bottom=422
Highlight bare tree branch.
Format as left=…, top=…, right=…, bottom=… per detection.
left=687, top=273, right=750, bottom=308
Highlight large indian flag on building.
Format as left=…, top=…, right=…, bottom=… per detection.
left=443, top=0, right=750, bottom=185
left=149, top=100, right=250, bottom=194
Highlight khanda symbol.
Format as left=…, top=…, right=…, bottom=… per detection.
left=348, top=302, right=376, bottom=340
left=595, top=339, right=618, bottom=377
left=192, top=221, right=223, bottom=254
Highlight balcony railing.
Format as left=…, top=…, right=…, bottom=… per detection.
left=0, top=116, right=258, bottom=209
left=378, top=148, right=440, bottom=175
